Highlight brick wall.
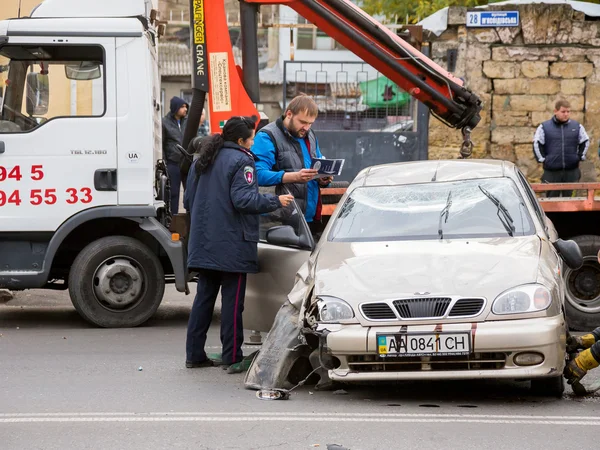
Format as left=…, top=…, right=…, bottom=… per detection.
left=428, top=4, right=600, bottom=182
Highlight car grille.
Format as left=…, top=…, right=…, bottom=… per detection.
left=347, top=353, right=506, bottom=372
left=393, top=298, right=451, bottom=319
left=361, top=303, right=396, bottom=320
left=448, top=298, right=485, bottom=317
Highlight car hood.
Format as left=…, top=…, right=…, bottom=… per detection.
left=313, top=237, right=541, bottom=307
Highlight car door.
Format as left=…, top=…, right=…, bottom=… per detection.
left=244, top=187, right=315, bottom=332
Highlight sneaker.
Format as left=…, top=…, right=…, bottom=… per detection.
left=185, top=359, right=214, bottom=369
left=226, top=359, right=251, bottom=374
left=207, top=353, right=225, bottom=366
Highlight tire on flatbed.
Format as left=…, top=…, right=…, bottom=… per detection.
left=68, top=236, right=165, bottom=328
left=563, top=235, right=600, bottom=331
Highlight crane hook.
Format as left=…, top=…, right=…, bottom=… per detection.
left=459, top=127, right=474, bottom=159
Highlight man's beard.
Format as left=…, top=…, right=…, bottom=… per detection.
left=289, top=126, right=306, bottom=138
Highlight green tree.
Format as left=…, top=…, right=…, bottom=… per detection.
left=361, top=0, right=499, bottom=24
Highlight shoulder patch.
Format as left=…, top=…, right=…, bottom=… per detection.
left=243, top=166, right=254, bottom=185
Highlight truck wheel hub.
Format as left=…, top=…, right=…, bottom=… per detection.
left=94, top=258, right=144, bottom=308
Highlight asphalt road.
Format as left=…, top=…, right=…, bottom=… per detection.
left=1, top=288, right=600, bottom=450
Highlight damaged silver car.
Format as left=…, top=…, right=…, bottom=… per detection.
left=243, top=160, right=583, bottom=397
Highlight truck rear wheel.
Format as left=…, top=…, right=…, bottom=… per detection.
left=68, top=236, right=165, bottom=328
left=563, top=235, right=600, bottom=331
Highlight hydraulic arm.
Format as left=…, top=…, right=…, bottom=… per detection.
left=183, top=0, right=482, bottom=157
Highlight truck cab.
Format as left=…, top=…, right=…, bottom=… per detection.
left=0, top=0, right=187, bottom=327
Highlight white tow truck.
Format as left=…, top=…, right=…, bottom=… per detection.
left=0, top=0, right=188, bottom=327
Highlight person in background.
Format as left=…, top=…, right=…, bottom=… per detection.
left=251, top=95, right=332, bottom=236
left=184, top=116, right=293, bottom=374
left=197, top=108, right=209, bottom=137
left=162, top=96, right=188, bottom=214
left=533, top=99, right=589, bottom=197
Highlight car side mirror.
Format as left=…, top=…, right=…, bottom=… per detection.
left=25, top=72, right=49, bottom=116
left=554, top=239, right=583, bottom=270
left=266, top=225, right=300, bottom=247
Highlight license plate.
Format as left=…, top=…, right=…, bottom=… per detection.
left=377, top=332, right=471, bottom=357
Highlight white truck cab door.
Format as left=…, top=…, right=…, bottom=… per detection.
left=0, top=37, right=117, bottom=232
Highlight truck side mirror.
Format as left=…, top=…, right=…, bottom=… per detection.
left=65, top=62, right=101, bottom=81
left=25, top=72, right=49, bottom=116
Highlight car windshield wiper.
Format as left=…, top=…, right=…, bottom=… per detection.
left=478, top=185, right=516, bottom=237
left=438, top=191, right=452, bottom=240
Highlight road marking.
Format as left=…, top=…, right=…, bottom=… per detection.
left=0, top=412, right=599, bottom=426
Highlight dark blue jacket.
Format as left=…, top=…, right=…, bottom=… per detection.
left=533, top=117, right=588, bottom=171
left=184, top=141, right=281, bottom=273
left=162, top=97, right=188, bottom=164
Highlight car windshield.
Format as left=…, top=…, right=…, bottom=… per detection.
left=328, top=178, right=535, bottom=242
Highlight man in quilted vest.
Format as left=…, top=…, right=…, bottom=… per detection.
left=533, top=99, right=590, bottom=197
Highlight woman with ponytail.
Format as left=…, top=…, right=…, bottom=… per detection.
left=183, top=116, right=293, bottom=374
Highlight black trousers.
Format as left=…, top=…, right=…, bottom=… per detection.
left=541, top=168, right=580, bottom=198
left=186, top=269, right=247, bottom=365
left=167, top=161, right=182, bottom=214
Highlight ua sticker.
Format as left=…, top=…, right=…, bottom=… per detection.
left=244, top=166, right=254, bottom=184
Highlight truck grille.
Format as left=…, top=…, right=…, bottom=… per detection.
left=347, top=353, right=506, bottom=372
left=393, top=298, right=451, bottom=319
left=361, top=303, right=396, bottom=320
left=448, top=298, right=485, bottom=317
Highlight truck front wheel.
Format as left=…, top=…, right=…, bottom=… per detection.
left=563, top=235, right=600, bottom=331
left=68, top=236, right=165, bottom=328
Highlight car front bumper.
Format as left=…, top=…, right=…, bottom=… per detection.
left=319, top=315, right=566, bottom=382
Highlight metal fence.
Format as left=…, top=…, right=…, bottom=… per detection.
left=283, top=60, right=415, bottom=132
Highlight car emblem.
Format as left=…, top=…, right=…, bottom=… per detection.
left=414, top=291, right=430, bottom=296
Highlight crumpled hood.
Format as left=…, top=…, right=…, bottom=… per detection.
left=313, top=237, right=541, bottom=306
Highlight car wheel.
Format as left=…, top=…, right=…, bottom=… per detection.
left=322, top=180, right=350, bottom=205
left=530, top=375, right=564, bottom=398
left=68, top=236, right=165, bottom=328
left=563, top=235, right=600, bottom=331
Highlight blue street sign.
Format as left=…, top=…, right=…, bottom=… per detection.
left=466, top=11, right=520, bottom=27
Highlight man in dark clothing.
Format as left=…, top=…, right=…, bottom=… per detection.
left=162, top=96, right=188, bottom=214
left=533, top=99, right=589, bottom=197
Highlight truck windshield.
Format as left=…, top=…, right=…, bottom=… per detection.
left=329, top=178, right=536, bottom=242
left=0, top=44, right=104, bottom=133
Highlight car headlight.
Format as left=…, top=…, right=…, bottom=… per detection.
left=317, top=296, right=355, bottom=322
left=492, top=284, right=552, bottom=315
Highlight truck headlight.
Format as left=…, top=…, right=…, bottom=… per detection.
left=317, top=296, right=355, bottom=323
left=492, top=284, right=552, bottom=315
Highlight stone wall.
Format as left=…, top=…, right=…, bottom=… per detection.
left=428, top=4, right=600, bottom=181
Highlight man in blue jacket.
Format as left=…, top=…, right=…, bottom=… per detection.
left=251, top=95, right=332, bottom=234
left=162, top=96, right=188, bottom=214
left=533, top=99, right=589, bottom=197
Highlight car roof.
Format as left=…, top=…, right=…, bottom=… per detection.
left=361, top=159, right=514, bottom=186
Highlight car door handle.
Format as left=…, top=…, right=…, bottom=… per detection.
left=0, top=141, right=5, bottom=154
left=94, top=169, right=117, bottom=191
